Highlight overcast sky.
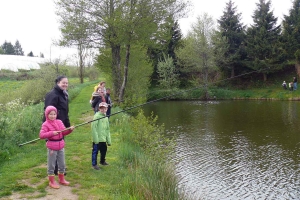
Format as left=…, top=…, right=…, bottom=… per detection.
left=0, top=0, right=293, bottom=61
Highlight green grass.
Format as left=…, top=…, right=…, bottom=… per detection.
left=0, top=80, right=25, bottom=93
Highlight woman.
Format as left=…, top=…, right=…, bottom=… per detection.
left=43, top=75, right=71, bottom=175
left=90, top=81, right=106, bottom=103
left=91, top=87, right=106, bottom=114
left=44, top=75, right=70, bottom=127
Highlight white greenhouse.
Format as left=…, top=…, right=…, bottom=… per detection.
left=0, top=55, right=46, bottom=72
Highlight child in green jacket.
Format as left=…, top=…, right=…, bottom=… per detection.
left=91, top=102, right=111, bottom=170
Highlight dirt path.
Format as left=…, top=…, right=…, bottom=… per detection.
left=0, top=164, right=79, bottom=200
left=7, top=186, right=78, bottom=200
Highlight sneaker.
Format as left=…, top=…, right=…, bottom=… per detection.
left=92, top=165, right=100, bottom=170
left=100, top=162, right=109, bottom=166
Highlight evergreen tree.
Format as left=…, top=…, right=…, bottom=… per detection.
left=0, top=47, right=4, bottom=54
left=14, top=40, right=24, bottom=56
left=167, top=20, right=182, bottom=65
left=216, top=0, right=246, bottom=78
left=245, top=0, right=284, bottom=81
left=1, top=41, right=15, bottom=55
left=282, top=0, right=300, bottom=60
left=149, top=19, right=183, bottom=84
left=27, top=51, right=34, bottom=57
left=157, top=54, right=180, bottom=89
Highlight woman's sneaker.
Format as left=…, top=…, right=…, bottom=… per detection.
left=100, top=162, right=109, bottom=166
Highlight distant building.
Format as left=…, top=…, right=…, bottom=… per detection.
left=0, top=55, right=46, bottom=72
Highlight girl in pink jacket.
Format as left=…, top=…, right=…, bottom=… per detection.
left=40, top=106, right=75, bottom=189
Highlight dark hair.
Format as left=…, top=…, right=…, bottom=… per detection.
left=55, top=75, right=67, bottom=84
left=96, top=86, right=102, bottom=91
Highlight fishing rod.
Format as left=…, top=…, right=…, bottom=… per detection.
left=18, top=67, right=268, bottom=147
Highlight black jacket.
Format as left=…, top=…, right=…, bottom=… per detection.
left=91, top=96, right=104, bottom=113
left=43, top=85, right=70, bottom=127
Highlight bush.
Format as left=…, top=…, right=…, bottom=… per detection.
left=0, top=101, right=43, bottom=164
left=85, top=66, right=100, bottom=81
left=129, top=110, right=175, bottom=163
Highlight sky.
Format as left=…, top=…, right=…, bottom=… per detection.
left=0, top=0, right=294, bottom=62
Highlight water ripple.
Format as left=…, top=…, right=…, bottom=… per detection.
left=174, top=132, right=300, bottom=199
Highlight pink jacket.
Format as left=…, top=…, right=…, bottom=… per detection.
left=39, top=106, right=73, bottom=151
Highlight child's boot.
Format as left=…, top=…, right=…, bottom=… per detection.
left=58, top=173, right=70, bottom=186
left=48, top=175, right=60, bottom=189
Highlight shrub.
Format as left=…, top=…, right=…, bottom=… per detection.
left=85, top=66, right=100, bottom=81
left=0, top=101, right=43, bottom=164
left=129, top=110, right=175, bottom=163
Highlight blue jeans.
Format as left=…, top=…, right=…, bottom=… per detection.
left=91, top=142, right=107, bottom=166
left=294, top=82, right=297, bottom=90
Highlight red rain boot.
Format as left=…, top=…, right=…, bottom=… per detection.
left=48, top=175, right=60, bottom=189
left=58, top=173, right=70, bottom=186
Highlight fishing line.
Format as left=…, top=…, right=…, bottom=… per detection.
left=18, top=67, right=268, bottom=147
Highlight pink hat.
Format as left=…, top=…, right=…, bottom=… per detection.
left=45, top=106, right=57, bottom=120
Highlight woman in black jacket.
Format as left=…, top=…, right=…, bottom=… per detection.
left=44, top=75, right=70, bottom=127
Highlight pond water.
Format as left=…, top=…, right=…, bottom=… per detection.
left=143, top=100, right=300, bottom=199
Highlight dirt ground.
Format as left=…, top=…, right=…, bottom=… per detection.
left=0, top=164, right=79, bottom=200
left=5, top=186, right=78, bottom=200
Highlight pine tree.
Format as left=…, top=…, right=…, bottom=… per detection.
left=216, top=0, right=246, bottom=78
left=167, top=20, right=182, bottom=64
left=1, top=41, right=15, bottom=55
left=148, top=19, right=183, bottom=83
left=14, top=40, right=24, bottom=56
left=245, top=0, right=283, bottom=81
left=27, top=51, right=34, bottom=57
left=282, top=0, right=300, bottom=60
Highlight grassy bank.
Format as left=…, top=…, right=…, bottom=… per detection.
left=148, top=85, right=300, bottom=101
left=0, top=81, right=187, bottom=199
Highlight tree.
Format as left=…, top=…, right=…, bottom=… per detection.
left=55, top=0, right=91, bottom=84
left=0, top=47, right=4, bottom=54
left=149, top=18, right=183, bottom=83
left=97, top=44, right=153, bottom=108
left=216, top=0, right=246, bottom=78
left=14, top=40, right=24, bottom=56
left=157, top=54, right=180, bottom=89
left=282, top=0, right=300, bottom=61
left=40, top=52, right=44, bottom=58
left=27, top=51, right=34, bottom=57
left=165, top=19, right=183, bottom=67
left=55, top=0, right=188, bottom=103
left=1, top=41, right=15, bottom=55
left=245, top=0, right=284, bottom=81
left=176, top=13, right=218, bottom=99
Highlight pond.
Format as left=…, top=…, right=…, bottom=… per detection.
left=143, top=100, right=300, bottom=199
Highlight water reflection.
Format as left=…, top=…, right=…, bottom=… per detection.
left=143, top=101, right=300, bottom=199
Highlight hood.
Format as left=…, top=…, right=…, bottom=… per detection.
left=45, top=106, right=57, bottom=121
